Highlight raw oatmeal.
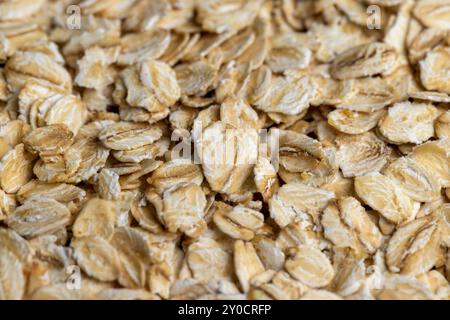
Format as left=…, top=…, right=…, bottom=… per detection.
left=0, top=0, right=449, bottom=300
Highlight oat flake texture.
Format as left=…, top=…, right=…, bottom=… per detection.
left=0, top=0, right=449, bottom=301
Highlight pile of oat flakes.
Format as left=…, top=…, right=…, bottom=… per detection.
left=0, top=0, right=449, bottom=300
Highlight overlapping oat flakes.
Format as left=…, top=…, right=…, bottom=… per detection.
left=0, top=0, right=448, bottom=301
